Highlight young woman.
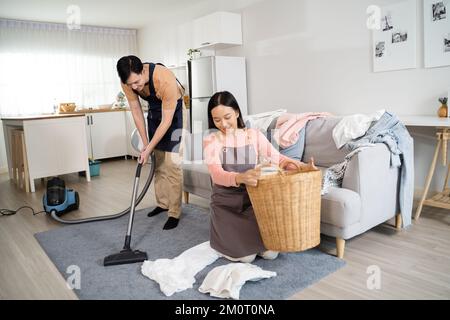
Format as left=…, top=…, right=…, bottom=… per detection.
left=203, top=91, right=316, bottom=263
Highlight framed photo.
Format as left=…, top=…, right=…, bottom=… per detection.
left=424, top=0, right=450, bottom=68
left=373, top=0, right=417, bottom=72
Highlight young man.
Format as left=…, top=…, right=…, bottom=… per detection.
left=117, top=55, right=184, bottom=230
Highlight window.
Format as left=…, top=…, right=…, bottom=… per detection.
left=0, top=19, right=138, bottom=116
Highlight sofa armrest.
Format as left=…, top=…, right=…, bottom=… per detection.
left=342, top=143, right=400, bottom=225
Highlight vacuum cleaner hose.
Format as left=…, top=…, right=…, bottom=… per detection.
left=50, top=153, right=155, bottom=224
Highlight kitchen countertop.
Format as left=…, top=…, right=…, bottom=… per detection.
left=1, top=107, right=146, bottom=121
left=1, top=108, right=131, bottom=121
left=59, top=107, right=130, bottom=114
left=1, top=113, right=85, bottom=121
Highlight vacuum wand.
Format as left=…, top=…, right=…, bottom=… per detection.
left=123, top=163, right=142, bottom=250
left=104, top=162, right=148, bottom=267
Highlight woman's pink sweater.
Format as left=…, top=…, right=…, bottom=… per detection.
left=203, top=128, right=290, bottom=187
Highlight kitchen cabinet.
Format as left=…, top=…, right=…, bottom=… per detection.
left=176, top=22, right=193, bottom=67
left=161, top=22, right=192, bottom=68
left=85, top=111, right=127, bottom=160
left=193, top=12, right=242, bottom=50
left=161, top=27, right=178, bottom=68
left=2, top=114, right=90, bottom=192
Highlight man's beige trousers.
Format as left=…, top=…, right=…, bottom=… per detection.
left=153, top=149, right=182, bottom=219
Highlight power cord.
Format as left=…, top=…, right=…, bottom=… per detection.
left=0, top=206, right=46, bottom=217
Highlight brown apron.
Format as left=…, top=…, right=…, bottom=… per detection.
left=210, top=142, right=266, bottom=258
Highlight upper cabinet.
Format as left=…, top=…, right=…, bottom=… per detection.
left=160, top=22, right=192, bottom=68
left=193, top=12, right=242, bottom=50
left=176, top=22, right=193, bottom=67
left=157, top=12, right=242, bottom=68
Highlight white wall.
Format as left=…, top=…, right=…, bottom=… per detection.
left=137, top=0, right=450, bottom=194
left=218, top=0, right=449, bottom=116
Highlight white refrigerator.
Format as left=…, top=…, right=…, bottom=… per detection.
left=189, top=56, right=248, bottom=134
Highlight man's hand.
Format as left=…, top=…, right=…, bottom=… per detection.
left=139, top=144, right=153, bottom=164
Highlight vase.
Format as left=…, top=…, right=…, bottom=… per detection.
left=193, top=51, right=201, bottom=59
left=438, top=104, right=448, bottom=118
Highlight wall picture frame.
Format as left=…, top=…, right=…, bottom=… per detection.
left=424, top=0, right=450, bottom=68
left=373, top=0, right=417, bottom=72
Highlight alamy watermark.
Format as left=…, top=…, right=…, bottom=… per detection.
left=66, top=265, right=81, bottom=290
left=366, top=265, right=381, bottom=290
left=367, top=5, right=381, bottom=30
left=66, top=5, right=81, bottom=30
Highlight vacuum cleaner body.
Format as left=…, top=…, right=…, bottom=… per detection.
left=43, top=177, right=79, bottom=216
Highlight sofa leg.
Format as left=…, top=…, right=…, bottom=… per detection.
left=183, top=191, right=189, bottom=204
left=395, top=213, right=402, bottom=230
left=336, top=238, right=345, bottom=259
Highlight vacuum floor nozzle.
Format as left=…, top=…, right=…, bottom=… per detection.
left=104, top=249, right=148, bottom=267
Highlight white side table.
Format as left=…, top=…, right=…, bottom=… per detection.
left=399, top=116, right=450, bottom=219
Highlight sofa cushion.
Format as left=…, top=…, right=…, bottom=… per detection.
left=182, top=162, right=211, bottom=187
left=303, top=117, right=348, bottom=167
left=320, top=187, right=361, bottom=228
left=266, top=117, right=305, bottom=161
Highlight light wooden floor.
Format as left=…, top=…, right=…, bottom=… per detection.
left=1, top=159, right=449, bottom=300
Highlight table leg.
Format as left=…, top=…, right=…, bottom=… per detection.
left=21, top=133, right=30, bottom=193
left=30, top=177, right=35, bottom=193
left=11, top=131, right=18, bottom=184
left=443, top=164, right=450, bottom=192
left=415, top=138, right=441, bottom=220
left=443, top=130, right=448, bottom=166
left=5, top=126, right=13, bottom=180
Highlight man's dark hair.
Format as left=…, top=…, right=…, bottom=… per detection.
left=116, top=55, right=143, bottom=84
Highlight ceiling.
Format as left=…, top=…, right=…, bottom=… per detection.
left=0, top=0, right=263, bottom=29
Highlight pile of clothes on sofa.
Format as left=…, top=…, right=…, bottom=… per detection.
left=244, top=108, right=414, bottom=228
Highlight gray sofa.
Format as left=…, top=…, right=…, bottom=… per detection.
left=182, top=116, right=402, bottom=259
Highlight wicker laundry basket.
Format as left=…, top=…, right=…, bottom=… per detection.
left=246, top=167, right=322, bottom=252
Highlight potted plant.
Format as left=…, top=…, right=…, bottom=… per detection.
left=187, top=48, right=201, bottom=61
left=438, top=97, right=448, bottom=118
left=113, top=91, right=127, bottom=109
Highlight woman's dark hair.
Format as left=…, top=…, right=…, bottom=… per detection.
left=207, top=91, right=246, bottom=129
left=116, top=55, right=143, bottom=84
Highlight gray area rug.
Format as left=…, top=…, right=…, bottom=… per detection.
left=35, top=204, right=345, bottom=300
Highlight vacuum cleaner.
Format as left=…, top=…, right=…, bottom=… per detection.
left=43, top=177, right=79, bottom=216
left=39, top=129, right=155, bottom=266
left=47, top=129, right=155, bottom=225
left=103, top=162, right=148, bottom=266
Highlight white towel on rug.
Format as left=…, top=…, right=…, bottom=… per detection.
left=141, top=241, right=219, bottom=297
left=199, top=263, right=276, bottom=300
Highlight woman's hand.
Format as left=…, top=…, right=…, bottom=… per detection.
left=236, top=169, right=261, bottom=187
left=139, top=144, right=153, bottom=164
left=301, top=157, right=318, bottom=171
left=280, top=159, right=302, bottom=171
left=280, top=157, right=318, bottom=172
